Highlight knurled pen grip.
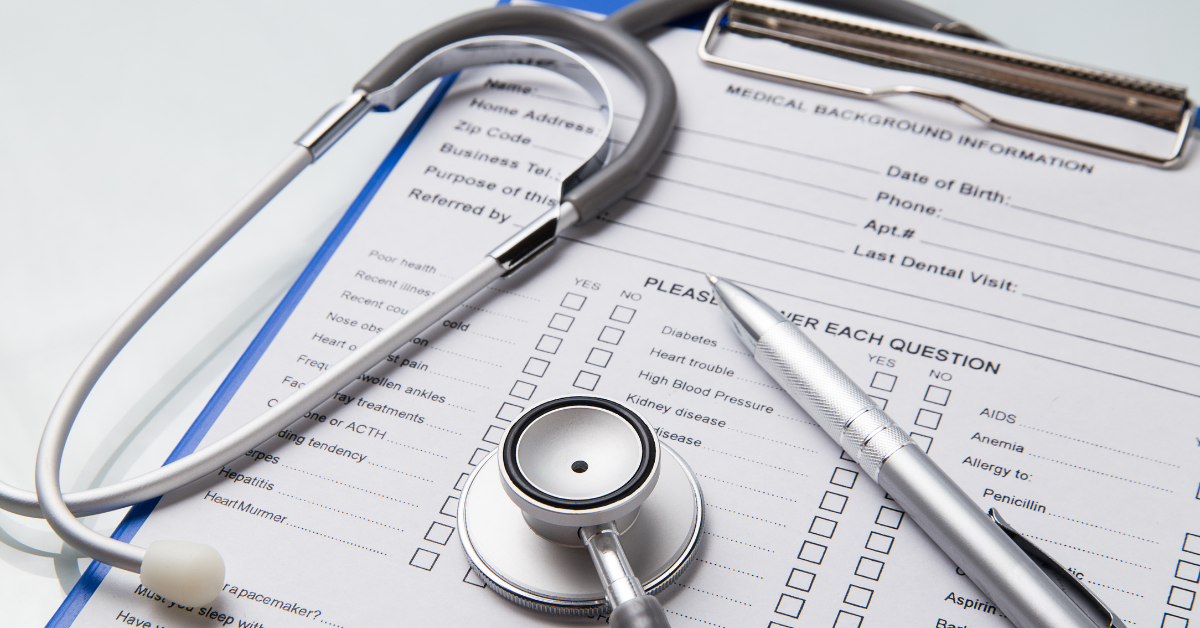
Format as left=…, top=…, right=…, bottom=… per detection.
left=754, top=320, right=912, bottom=480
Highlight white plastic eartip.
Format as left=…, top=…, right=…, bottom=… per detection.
left=140, top=540, right=225, bottom=607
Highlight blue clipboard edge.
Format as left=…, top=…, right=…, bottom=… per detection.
left=44, top=72, right=463, bottom=628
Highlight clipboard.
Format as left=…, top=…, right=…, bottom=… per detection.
left=44, top=1, right=1198, bottom=626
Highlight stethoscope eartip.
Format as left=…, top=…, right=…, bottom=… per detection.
left=139, top=540, right=225, bottom=607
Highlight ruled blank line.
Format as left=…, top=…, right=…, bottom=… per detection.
left=663, top=150, right=867, bottom=200
left=922, top=240, right=1200, bottom=310
left=610, top=110, right=878, bottom=174
left=672, top=126, right=878, bottom=173
left=945, top=218, right=1200, bottom=282
left=1009, top=203, right=1200, bottom=256
left=623, top=197, right=843, bottom=253
left=645, top=173, right=855, bottom=226
left=529, top=143, right=583, bottom=160
left=1023, top=294, right=1199, bottom=339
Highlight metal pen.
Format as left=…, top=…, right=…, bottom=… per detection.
left=707, top=274, right=1122, bottom=628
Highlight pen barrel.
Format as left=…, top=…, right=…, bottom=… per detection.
left=879, top=447, right=1096, bottom=628
left=754, top=321, right=911, bottom=481
left=754, top=320, right=1095, bottom=628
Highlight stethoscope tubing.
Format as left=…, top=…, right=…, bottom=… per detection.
left=8, top=1, right=701, bottom=576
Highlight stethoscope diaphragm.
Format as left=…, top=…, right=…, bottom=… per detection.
left=458, top=397, right=704, bottom=615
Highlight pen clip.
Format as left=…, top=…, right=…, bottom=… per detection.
left=988, top=509, right=1127, bottom=628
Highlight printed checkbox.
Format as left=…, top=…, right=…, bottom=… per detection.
left=876, top=506, right=905, bottom=529
left=454, top=473, right=469, bottom=491
left=870, top=372, right=896, bottom=392
left=820, top=491, right=849, bottom=514
left=536, top=334, right=563, bottom=354
left=1177, top=560, right=1200, bottom=583
left=786, top=568, right=815, bottom=592
left=586, top=347, right=613, bottom=368
left=833, top=610, right=864, bottom=628
left=548, top=313, right=575, bottom=331
left=463, top=568, right=487, bottom=588
left=840, top=450, right=855, bottom=462
left=440, top=496, right=459, bottom=517
left=830, top=467, right=859, bottom=489
left=510, top=380, right=536, bottom=400
left=910, top=432, right=934, bottom=453
left=482, top=425, right=506, bottom=445
left=561, top=293, right=587, bottom=310
left=775, top=594, right=805, bottom=619
left=868, top=395, right=888, bottom=411
left=598, top=326, right=625, bottom=345
left=844, top=585, right=874, bottom=609
left=1184, top=533, right=1200, bottom=555
left=809, top=516, right=838, bottom=538
left=497, top=402, right=525, bottom=421
left=767, top=623, right=793, bottom=628
left=574, top=370, right=601, bottom=391
left=523, top=357, right=550, bottom=377
left=1162, top=613, right=1189, bottom=628
left=915, top=408, right=943, bottom=430
left=855, top=556, right=885, bottom=581
left=424, top=521, right=455, bottom=545
left=865, top=531, right=894, bottom=554
left=1168, top=586, right=1196, bottom=611
left=468, top=448, right=490, bottom=466
left=798, top=540, right=827, bottom=564
left=410, top=548, right=439, bottom=571
left=924, top=385, right=951, bottom=405
left=610, top=305, right=637, bottom=323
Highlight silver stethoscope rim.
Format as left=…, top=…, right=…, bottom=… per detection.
left=458, top=445, right=704, bottom=615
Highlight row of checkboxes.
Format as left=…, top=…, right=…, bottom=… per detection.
left=868, top=372, right=952, bottom=407
left=1161, top=533, right=1200, bottom=626
left=523, top=302, right=633, bottom=392
left=868, top=375, right=950, bottom=455
left=773, top=464, right=906, bottom=626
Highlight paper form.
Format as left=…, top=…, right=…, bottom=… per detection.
left=62, top=21, right=1200, bottom=628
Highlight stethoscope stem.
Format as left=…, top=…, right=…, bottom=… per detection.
left=580, top=522, right=645, bottom=607
left=581, top=523, right=673, bottom=628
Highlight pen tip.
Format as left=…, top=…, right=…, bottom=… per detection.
left=704, top=272, right=719, bottom=286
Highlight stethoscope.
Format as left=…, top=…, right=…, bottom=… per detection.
left=462, top=396, right=703, bottom=626
left=0, top=0, right=974, bottom=623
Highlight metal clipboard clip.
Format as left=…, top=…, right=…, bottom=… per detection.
left=698, top=0, right=1194, bottom=168
left=988, top=509, right=1128, bottom=628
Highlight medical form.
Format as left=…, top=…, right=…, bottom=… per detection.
left=57, top=11, right=1200, bottom=628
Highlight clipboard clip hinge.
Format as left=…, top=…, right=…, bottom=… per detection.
left=988, top=508, right=1128, bottom=628
left=698, top=0, right=1194, bottom=168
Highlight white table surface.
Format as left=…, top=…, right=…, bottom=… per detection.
left=2, top=1, right=1197, bottom=626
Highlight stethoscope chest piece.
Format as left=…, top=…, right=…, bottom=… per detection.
left=458, top=397, right=703, bottom=615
